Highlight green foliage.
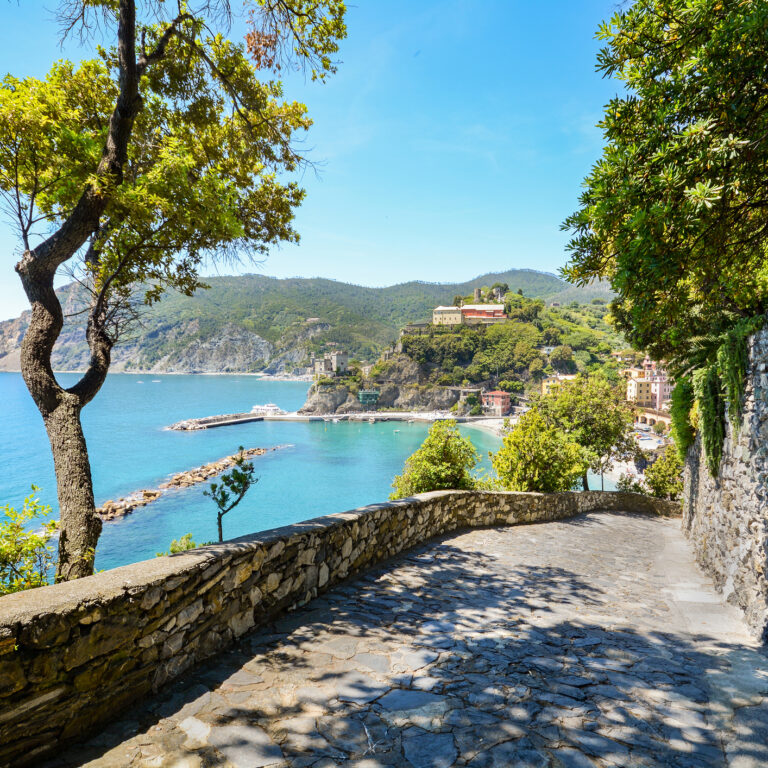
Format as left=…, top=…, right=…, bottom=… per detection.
left=390, top=421, right=478, bottom=499
left=549, top=345, right=575, bottom=373
left=537, top=374, right=636, bottom=485
left=563, top=0, right=768, bottom=372
left=644, top=447, right=684, bottom=502
left=670, top=378, right=696, bottom=460
left=491, top=408, right=587, bottom=492
left=156, top=533, right=198, bottom=557
left=652, top=421, right=667, bottom=436
left=0, top=40, right=313, bottom=305
left=469, top=404, right=483, bottom=416
left=616, top=473, right=646, bottom=495
left=693, top=364, right=725, bottom=478
left=717, top=316, right=765, bottom=431
left=204, top=447, right=258, bottom=543
left=0, top=487, right=57, bottom=595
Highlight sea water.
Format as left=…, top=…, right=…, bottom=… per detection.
left=0, top=372, right=502, bottom=570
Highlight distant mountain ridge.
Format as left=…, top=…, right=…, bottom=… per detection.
left=0, top=269, right=613, bottom=374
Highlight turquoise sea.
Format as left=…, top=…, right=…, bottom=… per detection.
left=0, top=372, right=502, bottom=571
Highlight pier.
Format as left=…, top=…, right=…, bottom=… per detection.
left=167, top=410, right=513, bottom=433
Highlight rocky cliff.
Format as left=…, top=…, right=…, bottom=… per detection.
left=299, top=354, right=462, bottom=414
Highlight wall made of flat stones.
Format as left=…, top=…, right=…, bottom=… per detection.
left=683, top=319, right=768, bottom=641
left=0, top=490, right=677, bottom=767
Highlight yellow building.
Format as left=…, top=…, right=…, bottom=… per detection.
left=627, top=377, right=655, bottom=408
left=432, top=306, right=464, bottom=325
left=541, top=374, right=578, bottom=396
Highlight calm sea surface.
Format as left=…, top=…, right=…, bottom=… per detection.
left=0, top=372, right=502, bottom=571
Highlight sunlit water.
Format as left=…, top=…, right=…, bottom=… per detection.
left=0, top=372, right=503, bottom=570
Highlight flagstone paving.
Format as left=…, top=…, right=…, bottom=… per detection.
left=48, top=512, right=768, bottom=768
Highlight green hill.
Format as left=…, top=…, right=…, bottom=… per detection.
left=0, top=269, right=615, bottom=373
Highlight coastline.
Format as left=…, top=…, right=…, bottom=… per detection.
left=0, top=369, right=313, bottom=382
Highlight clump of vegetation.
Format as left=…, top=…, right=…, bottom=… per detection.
left=1, top=488, right=58, bottom=594
left=617, top=447, right=684, bottom=502
left=204, top=447, right=258, bottom=543
left=390, top=421, right=478, bottom=499
left=156, top=533, right=198, bottom=558
left=491, top=409, right=587, bottom=492
left=693, top=364, right=726, bottom=478
left=670, top=378, right=695, bottom=460
left=644, top=447, right=684, bottom=501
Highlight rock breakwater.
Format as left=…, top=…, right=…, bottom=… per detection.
left=97, top=447, right=275, bottom=520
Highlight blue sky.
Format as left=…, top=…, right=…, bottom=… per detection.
left=0, top=0, right=620, bottom=320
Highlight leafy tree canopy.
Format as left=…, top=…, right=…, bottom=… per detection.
left=563, top=0, right=768, bottom=373
left=390, top=420, right=478, bottom=499
left=491, top=408, right=587, bottom=492
left=537, top=373, right=636, bottom=487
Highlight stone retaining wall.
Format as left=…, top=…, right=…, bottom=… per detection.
left=683, top=319, right=768, bottom=640
left=0, top=490, right=678, bottom=766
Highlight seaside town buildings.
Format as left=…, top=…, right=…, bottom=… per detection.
left=623, top=356, right=672, bottom=411
left=482, top=390, right=512, bottom=417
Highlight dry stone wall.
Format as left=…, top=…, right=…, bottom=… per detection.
left=0, top=490, right=678, bottom=767
left=683, top=320, right=768, bottom=640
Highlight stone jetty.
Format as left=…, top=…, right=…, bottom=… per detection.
left=96, top=447, right=273, bottom=520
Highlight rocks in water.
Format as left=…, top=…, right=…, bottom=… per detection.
left=96, top=447, right=271, bottom=521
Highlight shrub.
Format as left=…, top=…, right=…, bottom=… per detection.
left=491, top=408, right=587, bottom=492
left=644, top=446, right=684, bottom=501
left=390, top=420, right=478, bottom=499
left=616, top=473, right=646, bottom=495
left=156, top=533, right=198, bottom=557
left=1, top=487, right=58, bottom=594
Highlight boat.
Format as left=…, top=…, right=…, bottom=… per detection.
left=250, top=403, right=286, bottom=416
left=393, top=429, right=400, bottom=433
left=333, top=417, right=340, bottom=423
left=368, top=417, right=375, bottom=423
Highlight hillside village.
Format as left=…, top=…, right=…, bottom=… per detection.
left=302, top=285, right=673, bottom=429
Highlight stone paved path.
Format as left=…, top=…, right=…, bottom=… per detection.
left=49, top=512, right=768, bottom=768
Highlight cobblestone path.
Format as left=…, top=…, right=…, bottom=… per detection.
left=51, top=512, right=768, bottom=768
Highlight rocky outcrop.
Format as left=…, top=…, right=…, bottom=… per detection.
left=683, top=317, right=768, bottom=641
left=299, top=355, right=462, bottom=414
left=0, top=490, right=678, bottom=766
left=299, top=381, right=461, bottom=414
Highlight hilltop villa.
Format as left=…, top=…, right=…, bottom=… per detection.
left=432, top=304, right=507, bottom=326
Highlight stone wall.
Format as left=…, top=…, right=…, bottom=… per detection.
left=0, top=490, right=678, bottom=766
left=683, top=320, right=768, bottom=640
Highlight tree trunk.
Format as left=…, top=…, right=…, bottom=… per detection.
left=582, top=471, right=589, bottom=491
left=218, top=512, right=224, bottom=544
left=44, top=396, right=102, bottom=581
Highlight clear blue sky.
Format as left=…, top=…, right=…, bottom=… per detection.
left=0, top=0, right=620, bottom=320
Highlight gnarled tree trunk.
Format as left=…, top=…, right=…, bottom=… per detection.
left=17, top=251, right=111, bottom=581
left=43, top=397, right=102, bottom=580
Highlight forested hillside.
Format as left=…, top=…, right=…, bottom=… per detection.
left=0, top=270, right=613, bottom=373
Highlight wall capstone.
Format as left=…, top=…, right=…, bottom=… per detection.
left=0, top=490, right=678, bottom=767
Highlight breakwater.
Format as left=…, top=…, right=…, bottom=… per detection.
left=97, top=447, right=275, bottom=521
